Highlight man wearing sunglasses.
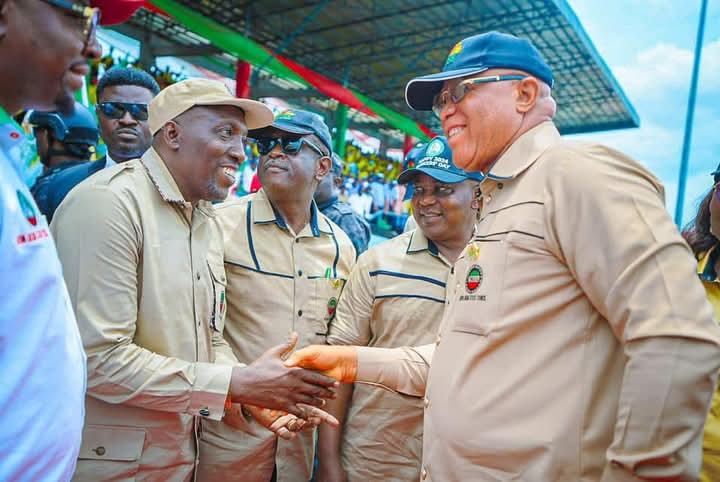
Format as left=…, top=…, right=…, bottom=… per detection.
left=198, top=109, right=356, bottom=482
left=0, top=0, right=109, bottom=480
left=39, top=67, right=159, bottom=222
left=285, top=31, right=720, bottom=482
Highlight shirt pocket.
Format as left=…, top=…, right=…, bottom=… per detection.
left=76, top=424, right=146, bottom=480
left=207, top=262, right=228, bottom=333
left=309, top=277, right=346, bottom=342
left=449, top=239, right=509, bottom=336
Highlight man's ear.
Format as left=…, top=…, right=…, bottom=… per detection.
left=515, top=76, right=540, bottom=114
left=316, top=154, right=331, bottom=180
left=160, top=121, right=181, bottom=150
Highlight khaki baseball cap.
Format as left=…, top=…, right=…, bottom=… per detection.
left=148, top=78, right=274, bottom=135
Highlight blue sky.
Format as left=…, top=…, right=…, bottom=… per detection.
left=567, top=0, right=720, bottom=226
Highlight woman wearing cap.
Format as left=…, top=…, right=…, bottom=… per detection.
left=682, top=163, right=720, bottom=482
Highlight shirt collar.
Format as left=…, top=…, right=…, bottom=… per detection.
left=104, top=152, right=117, bottom=168
left=484, top=121, right=560, bottom=181
left=699, top=245, right=720, bottom=282
left=0, top=106, right=32, bottom=178
left=251, top=188, right=332, bottom=237
left=140, top=147, right=215, bottom=216
left=406, top=228, right=440, bottom=257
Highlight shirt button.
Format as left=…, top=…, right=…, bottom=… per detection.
left=423, top=397, right=429, bottom=408
left=421, top=467, right=428, bottom=480
left=199, top=407, right=210, bottom=417
left=485, top=195, right=492, bottom=203
left=298, top=310, right=303, bottom=317
left=196, top=272, right=201, bottom=280
left=295, top=238, right=300, bottom=243
left=94, top=446, right=106, bottom=456
left=297, top=270, right=303, bottom=276
left=497, top=183, right=504, bottom=189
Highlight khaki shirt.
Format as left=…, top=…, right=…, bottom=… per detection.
left=355, top=122, right=720, bottom=482
left=198, top=189, right=355, bottom=482
left=51, top=148, right=235, bottom=481
left=328, top=229, right=451, bottom=481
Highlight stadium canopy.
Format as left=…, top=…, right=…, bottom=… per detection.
left=108, top=0, right=640, bottom=147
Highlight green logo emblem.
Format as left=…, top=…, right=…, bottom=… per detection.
left=426, top=139, right=444, bottom=157
left=445, top=41, right=464, bottom=67
left=327, top=297, right=338, bottom=316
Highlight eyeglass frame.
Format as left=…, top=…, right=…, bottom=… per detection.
left=255, top=136, right=328, bottom=158
left=96, top=102, right=150, bottom=121
left=40, top=0, right=100, bottom=51
left=432, top=74, right=527, bottom=118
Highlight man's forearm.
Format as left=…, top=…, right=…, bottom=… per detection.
left=356, top=344, right=434, bottom=397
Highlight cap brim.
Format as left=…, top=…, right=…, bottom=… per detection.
left=405, top=67, right=489, bottom=110
left=397, top=167, right=468, bottom=185
left=197, top=98, right=274, bottom=130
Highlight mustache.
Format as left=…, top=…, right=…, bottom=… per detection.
left=263, top=160, right=288, bottom=170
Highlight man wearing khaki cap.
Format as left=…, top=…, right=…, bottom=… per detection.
left=51, top=79, right=339, bottom=480
left=286, top=31, right=720, bottom=481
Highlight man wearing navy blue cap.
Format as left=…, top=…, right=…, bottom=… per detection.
left=317, top=136, right=479, bottom=482
left=198, top=108, right=356, bottom=482
left=286, top=31, right=720, bottom=482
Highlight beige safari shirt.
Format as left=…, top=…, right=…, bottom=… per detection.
left=327, top=229, right=452, bottom=481
left=354, top=122, right=720, bottom=482
left=51, top=148, right=236, bottom=481
left=198, top=189, right=355, bottom=482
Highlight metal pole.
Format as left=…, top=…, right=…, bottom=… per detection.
left=674, top=0, right=709, bottom=226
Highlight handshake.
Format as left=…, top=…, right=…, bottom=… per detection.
left=226, top=333, right=358, bottom=439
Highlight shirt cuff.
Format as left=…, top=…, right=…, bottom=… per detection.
left=189, top=362, right=234, bottom=421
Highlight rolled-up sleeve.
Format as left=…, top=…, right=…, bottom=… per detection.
left=52, top=186, right=232, bottom=421
left=546, top=144, right=720, bottom=480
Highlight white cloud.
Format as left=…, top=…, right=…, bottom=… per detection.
left=614, top=37, right=720, bottom=99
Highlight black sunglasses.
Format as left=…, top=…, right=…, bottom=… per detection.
left=255, top=137, right=326, bottom=157
left=97, top=102, right=149, bottom=121
left=41, top=0, right=100, bottom=51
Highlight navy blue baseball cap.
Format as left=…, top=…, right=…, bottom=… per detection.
left=405, top=31, right=554, bottom=111
left=397, top=136, right=483, bottom=185
left=249, top=108, right=332, bottom=155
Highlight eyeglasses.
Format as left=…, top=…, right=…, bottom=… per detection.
left=255, top=137, right=327, bottom=157
left=41, top=0, right=101, bottom=51
left=432, top=75, right=527, bottom=118
left=97, top=102, right=149, bottom=121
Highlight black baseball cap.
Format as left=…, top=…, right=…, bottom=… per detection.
left=405, top=31, right=554, bottom=111
left=249, top=108, right=332, bottom=155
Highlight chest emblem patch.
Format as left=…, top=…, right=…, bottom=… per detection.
left=327, top=297, right=338, bottom=317
left=465, top=265, right=483, bottom=293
